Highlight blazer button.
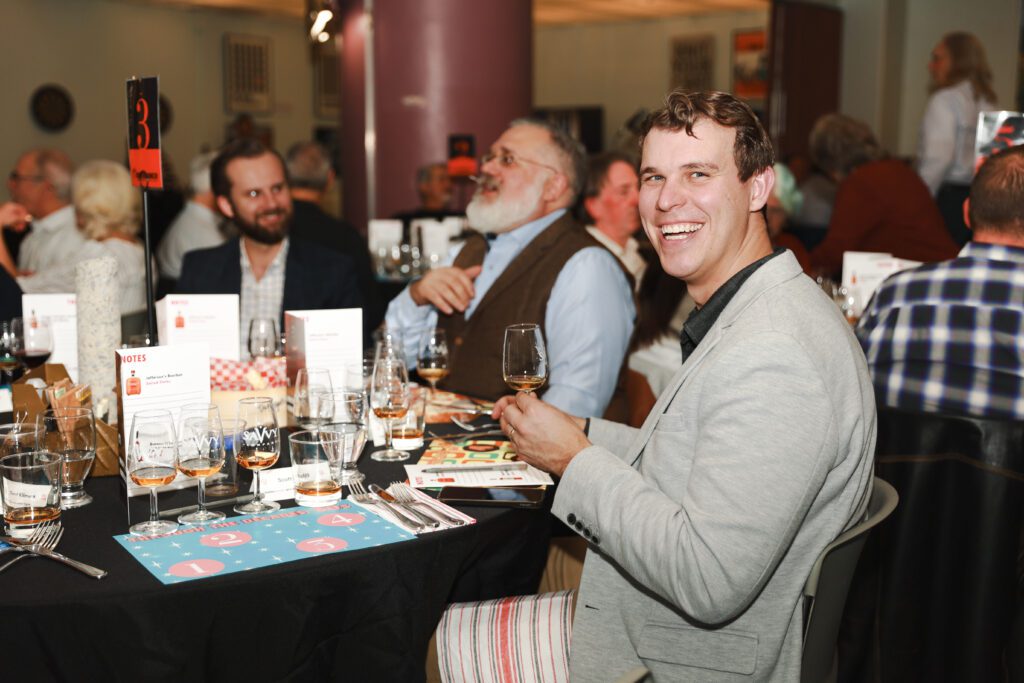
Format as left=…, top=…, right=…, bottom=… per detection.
left=582, top=528, right=592, bottom=539
left=591, top=535, right=600, bottom=545
left=574, top=521, right=584, bottom=531
left=566, top=513, right=577, bottom=525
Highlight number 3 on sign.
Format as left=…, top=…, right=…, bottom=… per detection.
left=297, top=537, right=348, bottom=553
left=135, top=97, right=150, bottom=149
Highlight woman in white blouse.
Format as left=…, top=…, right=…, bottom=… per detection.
left=917, top=31, right=997, bottom=245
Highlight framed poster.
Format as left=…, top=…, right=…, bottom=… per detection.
left=732, top=28, right=768, bottom=101
left=224, top=33, right=272, bottom=114
left=670, top=35, right=714, bottom=93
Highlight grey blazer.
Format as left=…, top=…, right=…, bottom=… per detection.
left=552, top=252, right=875, bottom=681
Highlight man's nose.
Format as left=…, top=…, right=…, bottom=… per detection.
left=655, top=182, right=687, bottom=212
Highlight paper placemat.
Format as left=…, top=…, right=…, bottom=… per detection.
left=114, top=504, right=414, bottom=584
left=417, top=437, right=518, bottom=466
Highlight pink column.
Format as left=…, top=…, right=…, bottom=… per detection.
left=337, top=0, right=533, bottom=232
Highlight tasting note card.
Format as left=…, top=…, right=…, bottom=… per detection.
left=22, top=294, right=78, bottom=382
left=842, top=252, right=921, bottom=317
left=284, top=309, right=362, bottom=387
left=156, top=295, right=240, bottom=361
left=115, top=343, right=211, bottom=497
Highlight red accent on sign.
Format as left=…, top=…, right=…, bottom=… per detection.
left=128, top=148, right=163, bottom=189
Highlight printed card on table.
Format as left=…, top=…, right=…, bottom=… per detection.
left=114, top=504, right=413, bottom=584
left=284, top=308, right=362, bottom=388
left=841, top=252, right=920, bottom=317
left=156, top=295, right=240, bottom=361
left=22, top=294, right=78, bottom=381
left=115, top=342, right=211, bottom=497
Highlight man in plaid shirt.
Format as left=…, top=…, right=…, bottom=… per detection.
left=856, top=145, right=1024, bottom=419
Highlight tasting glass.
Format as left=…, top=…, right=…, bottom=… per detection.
left=0, top=423, right=42, bottom=457
left=127, top=409, right=179, bottom=536
left=248, top=317, right=278, bottom=359
left=314, top=389, right=367, bottom=484
left=833, top=287, right=861, bottom=326
left=373, top=328, right=405, bottom=365
left=233, top=397, right=281, bottom=514
left=392, top=387, right=426, bottom=451
left=0, top=450, right=61, bottom=540
left=502, top=323, right=548, bottom=394
left=294, top=368, right=333, bottom=429
left=37, top=407, right=96, bottom=509
left=175, top=404, right=225, bottom=524
left=370, top=356, right=410, bottom=462
left=289, top=430, right=342, bottom=507
left=417, top=328, right=449, bottom=397
left=13, top=315, right=53, bottom=370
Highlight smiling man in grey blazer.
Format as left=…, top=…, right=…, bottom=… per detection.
left=494, top=90, right=876, bottom=681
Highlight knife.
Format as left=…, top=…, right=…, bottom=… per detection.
left=370, top=484, right=440, bottom=529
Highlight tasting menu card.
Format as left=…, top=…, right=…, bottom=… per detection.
left=115, top=342, right=211, bottom=497
left=841, top=252, right=921, bottom=318
left=22, top=294, right=78, bottom=382
left=156, top=295, right=241, bottom=361
left=284, top=308, right=362, bottom=388
left=114, top=504, right=413, bottom=584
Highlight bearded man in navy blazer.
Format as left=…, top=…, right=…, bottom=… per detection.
left=176, top=139, right=363, bottom=357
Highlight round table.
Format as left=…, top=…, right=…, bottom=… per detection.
left=0, top=428, right=550, bottom=682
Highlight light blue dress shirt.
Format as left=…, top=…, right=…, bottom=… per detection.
left=385, top=209, right=636, bottom=417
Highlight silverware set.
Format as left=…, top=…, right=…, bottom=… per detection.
left=347, top=480, right=466, bottom=532
left=0, top=520, right=107, bottom=579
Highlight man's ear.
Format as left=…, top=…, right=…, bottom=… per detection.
left=543, top=173, right=570, bottom=203
left=583, top=196, right=599, bottom=223
left=963, top=197, right=972, bottom=231
left=216, top=195, right=235, bottom=219
left=748, top=166, right=775, bottom=212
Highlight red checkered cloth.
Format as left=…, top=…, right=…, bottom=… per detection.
left=210, top=356, right=287, bottom=391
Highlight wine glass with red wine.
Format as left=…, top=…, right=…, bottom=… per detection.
left=12, top=314, right=53, bottom=369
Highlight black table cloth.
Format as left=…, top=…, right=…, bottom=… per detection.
left=0, top=429, right=550, bottom=682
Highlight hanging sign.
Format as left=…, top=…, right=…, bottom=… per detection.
left=126, top=76, right=163, bottom=189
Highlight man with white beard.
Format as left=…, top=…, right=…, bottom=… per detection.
left=386, top=119, right=635, bottom=417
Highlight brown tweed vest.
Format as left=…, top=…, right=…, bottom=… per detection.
left=437, top=214, right=621, bottom=401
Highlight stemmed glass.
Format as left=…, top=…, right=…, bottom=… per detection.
left=370, top=356, right=410, bottom=462
left=127, top=409, right=179, bottom=536
left=0, top=423, right=42, bottom=457
left=37, top=407, right=96, bottom=509
left=417, top=328, right=449, bottom=399
left=175, top=404, right=225, bottom=524
left=502, top=323, right=548, bottom=394
left=13, top=314, right=53, bottom=369
left=233, top=397, right=281, bottom=514
left=374, top=328, right=405, bottom=364
left=315, top=389, right=367, bottom=485
left=294, top=368, right=333, bottom=429
left=248, top=318, right=278, bottom=359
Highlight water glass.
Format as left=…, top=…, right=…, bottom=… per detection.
left=295, top=368, right=333, bottom=428
left=393, top=388, right=426, bottom=451
left=248, top=318, right=278, bottom=359
left=315, top=390, right=366, bottom=484
left=37, top=407, right=96, bottom=509
left=289, top=430, right=342, bottom=507
left=0, top=451, right=61, bottom=540
left=206, top=418, right=244, bottom=499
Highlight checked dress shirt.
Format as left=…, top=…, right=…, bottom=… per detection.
left=856, top=241, right=1024, bottom=419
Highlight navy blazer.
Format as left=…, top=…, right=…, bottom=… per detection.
left=176, top=237, right=367, bottom=344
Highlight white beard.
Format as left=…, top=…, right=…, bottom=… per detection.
left=466, top=172, right=547, bottom=234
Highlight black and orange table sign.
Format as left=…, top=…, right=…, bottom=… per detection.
left=125, top=76, right=163, bottom=189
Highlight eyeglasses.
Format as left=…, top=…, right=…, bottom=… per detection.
left=480, top=151, right=560, bottom=176
left=8, top=172, right=45, bottom=184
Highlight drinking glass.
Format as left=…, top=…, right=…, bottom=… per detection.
left=370, top=356, right=410, bottom=462
left=127, top=409, right=179, bottom=536
left=0, top=450, right=62, bottom=540
left=373, top=328, right=405, bottom=365
left=0, top=423, right=42, bottom=457
left=176, top=404, right=226, bottom=524
left=0, top=321, right=22, bottom=386
left=13, top=314, right=53, bottom=369
left=417, top=328, right=449, bottom=397
left=315, top=389, right=367, bottom=484
left=289, top=430, right=342, bottom=507
left=393, top=387, right=426, bottom=451
left=502, top=323, right=548, bottom=394
left=233, top=397, right=281, bottom=514
left=294, top=368, right=333, bottom=429
left=248, top=317, right=278, bottom=359
left=206, top=418, right=244, bottom=499
left=833, top=287, right=861, bottom=326
left=37, top=407, right=96, bottom=509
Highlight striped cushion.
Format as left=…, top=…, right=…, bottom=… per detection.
left=437, top=590, right=576, bottom=683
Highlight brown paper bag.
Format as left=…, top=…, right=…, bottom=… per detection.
left=12, top=363, right=120, bottom=477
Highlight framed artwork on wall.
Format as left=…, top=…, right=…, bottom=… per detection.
left=670, top=35, right=714, bottom=94
left=732, top=28, right=768, bottom=102
left=224, top=33, right=272, bottom=114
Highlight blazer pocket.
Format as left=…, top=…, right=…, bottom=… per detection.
left=653, top=412, right=687, bottom=433
left=636, top=621, right=758, bottom=675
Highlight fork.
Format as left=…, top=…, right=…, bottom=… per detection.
left=389, top=482, right=466, bottom=527
left=0, top=521, right=107, bottom=579
left=348, top=480, right=426, bottom=531
left=0, top=523, right=63, bottom=573
left=0, top=520, right=58, bottom=563
left=451, top=416, right=501, bottom=432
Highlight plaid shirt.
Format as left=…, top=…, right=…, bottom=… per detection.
left=856, top=241, right=1024, bottom=419
left=239, top=238, right=288, bottom=360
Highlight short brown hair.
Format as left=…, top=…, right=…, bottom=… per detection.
left=969, top=145, right=1024, bottom=235
left=809, top=113, right=885, bottom=179
left=211, top=138, right=288, bottom=199
left=578, top=151, right=636, bottom=223
left=640, top=90, right=774, bottom=181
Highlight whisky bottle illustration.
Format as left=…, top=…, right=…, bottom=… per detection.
left=126, top=369, right=142, bottom=396
left=175, top=311, right=185, bottom=328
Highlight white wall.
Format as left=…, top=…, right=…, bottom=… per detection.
left=0, top=0, right=323, bottom=186
left=535, top=10, right=769, bottom=148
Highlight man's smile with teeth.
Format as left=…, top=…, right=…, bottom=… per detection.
left=661, top=223, right=702, bottom=238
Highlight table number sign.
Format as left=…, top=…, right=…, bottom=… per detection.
left=113, top=503, right=413, bottom=584
left=126, top=76, right=163, bottom=189
left=156, top=294, right=241, bottom=361
left=115, top=342, right=211, bottom=497
left=22, top=294, right=78, bottom=382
